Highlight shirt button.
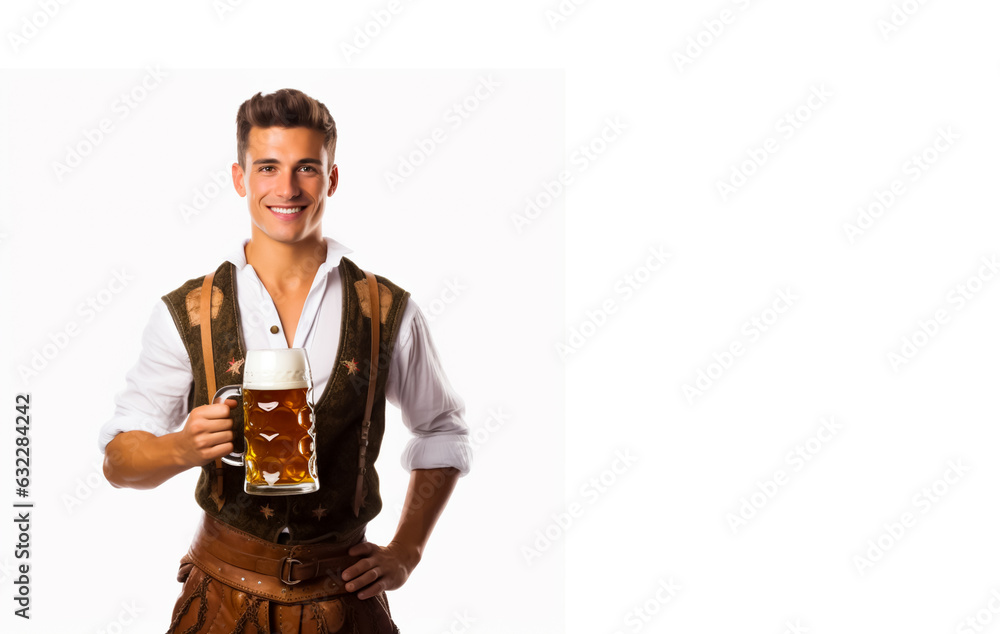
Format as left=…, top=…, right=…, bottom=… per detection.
left=270, top=325, right=279, bottom=334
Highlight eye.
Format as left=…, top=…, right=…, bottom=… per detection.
left=299, top=165, right=317, bottom=172
left=258, top=166, right=275, bottom=173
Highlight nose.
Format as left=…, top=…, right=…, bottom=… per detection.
left=274, top=169, right=300, bottom=200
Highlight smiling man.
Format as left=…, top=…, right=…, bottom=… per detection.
left=99, top=89, right=471, bottom=633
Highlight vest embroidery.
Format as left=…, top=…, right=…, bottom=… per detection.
left=226, top=357, right=245, bottom=375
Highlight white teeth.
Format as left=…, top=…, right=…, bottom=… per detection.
left=270, top=207, right=303, bottom=214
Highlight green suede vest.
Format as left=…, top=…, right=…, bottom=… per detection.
left=161, top=256, right=409, bottom=544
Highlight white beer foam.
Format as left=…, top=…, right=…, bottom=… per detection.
left=244, top=348, right=313, bottom=390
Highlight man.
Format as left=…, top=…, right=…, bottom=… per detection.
left=99, top=88, right=471, bottom=633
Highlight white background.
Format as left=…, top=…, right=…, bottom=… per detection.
left=2, top=1, right=1000, bottom=633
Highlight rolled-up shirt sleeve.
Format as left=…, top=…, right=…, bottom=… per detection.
left=97, top=300, right=194, bottom=454
left=386, top=301, right=472, bottom=475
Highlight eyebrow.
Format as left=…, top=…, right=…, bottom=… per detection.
left=251, top=158, right=324, bottom=166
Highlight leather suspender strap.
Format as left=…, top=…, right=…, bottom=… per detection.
left=200, top=272, right=226, bottom=512
left=353, top=271, right=380, bottom=517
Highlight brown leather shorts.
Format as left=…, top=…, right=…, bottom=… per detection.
left=166, top=514, right=399, bottom=634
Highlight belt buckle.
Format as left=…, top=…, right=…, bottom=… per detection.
left=280, top=557, right=302, bottom=585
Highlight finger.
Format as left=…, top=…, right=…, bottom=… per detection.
left=202, top=430, right=235, bottom=446
left=194, top=444, right=234, bottom=465
left=197, top=417, right=238, bottom=432
left=202, top=401, right=238, bottom=418
left=342, top=555, right=376, bottom=581
left=203, top=441, right=235, bottom=459
left=356, top=578, right=386, bottom=601
left=345, top=567, right=380, bottom=593
left=348, top=542, right=374, bottom=558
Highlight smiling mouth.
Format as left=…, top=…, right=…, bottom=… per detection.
left=268, top=206, right=304, bottom=215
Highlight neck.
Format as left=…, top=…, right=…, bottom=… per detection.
left=245, top=235, right=328, bottom=289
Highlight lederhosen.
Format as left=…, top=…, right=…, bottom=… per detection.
left=159, top=256, right=409, bottom=634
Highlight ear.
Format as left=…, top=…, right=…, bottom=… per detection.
left=232, top=162, right=247, bottom=197
left=327, top=164, right=339, bottom=197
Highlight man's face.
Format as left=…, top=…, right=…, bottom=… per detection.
left=232, top=126, right=338, bottom=248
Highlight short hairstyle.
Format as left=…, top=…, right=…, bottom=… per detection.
left=235, top=88, right=338, bottom=170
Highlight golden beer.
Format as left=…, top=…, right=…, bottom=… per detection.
left=242, top=387, right=317, bottom=494
left=216, top=348, right=319, bottom=495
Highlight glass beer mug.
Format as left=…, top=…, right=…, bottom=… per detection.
left=212, top=348, right=319, bottom=495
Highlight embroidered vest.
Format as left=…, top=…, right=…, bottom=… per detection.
left=161, top=256, right=409, bottom=544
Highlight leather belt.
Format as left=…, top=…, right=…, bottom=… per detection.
left=186, top=513, right=365, bottom=604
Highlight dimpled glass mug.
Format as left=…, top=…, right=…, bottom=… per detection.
left=213, top=348, right=319, bottom=495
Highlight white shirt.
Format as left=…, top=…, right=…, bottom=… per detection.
left=98, top=236, right=472, bottom=476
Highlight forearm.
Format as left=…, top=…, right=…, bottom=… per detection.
left=103, top=430, right=188, bottom=490
left=390, top=467, right=460, bottom=565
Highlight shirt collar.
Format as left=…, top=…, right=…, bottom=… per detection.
left=226, top=236, right=354, bottom=274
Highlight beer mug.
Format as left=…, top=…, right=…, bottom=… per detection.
left=213, top=348, right=319, bottom=495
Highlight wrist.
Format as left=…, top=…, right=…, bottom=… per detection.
left=388, top=540, right=423, bottom=570
left=159, top=432, right=187, bottom=469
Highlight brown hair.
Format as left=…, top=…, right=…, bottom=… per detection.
left=235, top=88, right=337, bottom=170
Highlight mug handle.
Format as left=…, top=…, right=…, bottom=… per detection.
left=212, top=385, right=245, bottom=467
